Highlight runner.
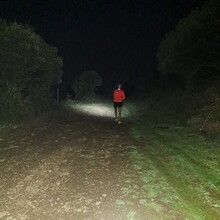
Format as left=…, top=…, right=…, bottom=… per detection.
left=113, top=83, right=126, bottom=124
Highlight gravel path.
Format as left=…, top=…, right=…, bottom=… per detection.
left=0, top=113, right=152, bottom=220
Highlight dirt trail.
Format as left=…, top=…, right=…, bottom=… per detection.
left=1, top=102, right=220, bottom=220
left=0, top=113, right=152, bottom=220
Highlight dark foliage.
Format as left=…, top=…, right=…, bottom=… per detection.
left=0, top=20, right=63, bottom=120
left=72, top=71, right=102, bottom=101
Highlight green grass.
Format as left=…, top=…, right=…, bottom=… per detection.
left=121, top=101, right=220, bottom=219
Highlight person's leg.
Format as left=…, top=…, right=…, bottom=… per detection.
left=114, top=107, right=118, bottom=121
left=114, top=103, right=118, bottom=120
left=118, top=102, right=123, bottom=124
left=118, top=107, right=122, bottom=121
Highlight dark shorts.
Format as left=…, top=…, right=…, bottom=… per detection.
left=114, top=102, right=123, bottom=108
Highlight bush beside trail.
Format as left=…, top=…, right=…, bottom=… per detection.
left=153, top=0, right=220, bottom=137
left=139, top=86, right=220, bottom=138
left=0, top=20, right=63, bottom=122
left=72, top=71, right=102, bottom=101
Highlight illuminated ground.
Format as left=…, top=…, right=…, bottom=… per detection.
left=0, top=102, right=150, bottom=220
left=0, top=100, right=219, bottom=219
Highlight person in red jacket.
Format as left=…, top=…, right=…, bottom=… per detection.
left=113, top=83, right=125, bottom=124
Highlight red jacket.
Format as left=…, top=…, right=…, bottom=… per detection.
left=113, top=89, right=125, bottom=102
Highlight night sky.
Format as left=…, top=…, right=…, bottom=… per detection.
left=0, top=0, right=205, bottom=95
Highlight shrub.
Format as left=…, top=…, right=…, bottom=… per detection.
left=0, top=82, right=27, bottom=121
left=158, top=0, right=220, bottom=89
left=0, top=20, right=63, bottom=119
left=72, top=71, right=102, bottom=101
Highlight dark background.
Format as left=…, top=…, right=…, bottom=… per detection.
left=0, top=0, right=205, bottom=96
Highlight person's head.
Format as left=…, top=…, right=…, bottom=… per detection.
left=116, top=83, right=122, bottom=90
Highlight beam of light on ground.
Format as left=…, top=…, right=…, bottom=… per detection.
left=74, top=103, right=114, bottom=117
left=67, top=100, right=130, bottom=118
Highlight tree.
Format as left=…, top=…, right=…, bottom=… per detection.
left=0, top=20, right=63, bottom=119
left=72, top=71, right=102, bottom=101
left=158, top=0, right=220, bottom=88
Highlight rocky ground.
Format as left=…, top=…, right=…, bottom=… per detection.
left=0, top=112, right=154, bottom=220
left=1, top=101, right=219, bottom=220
